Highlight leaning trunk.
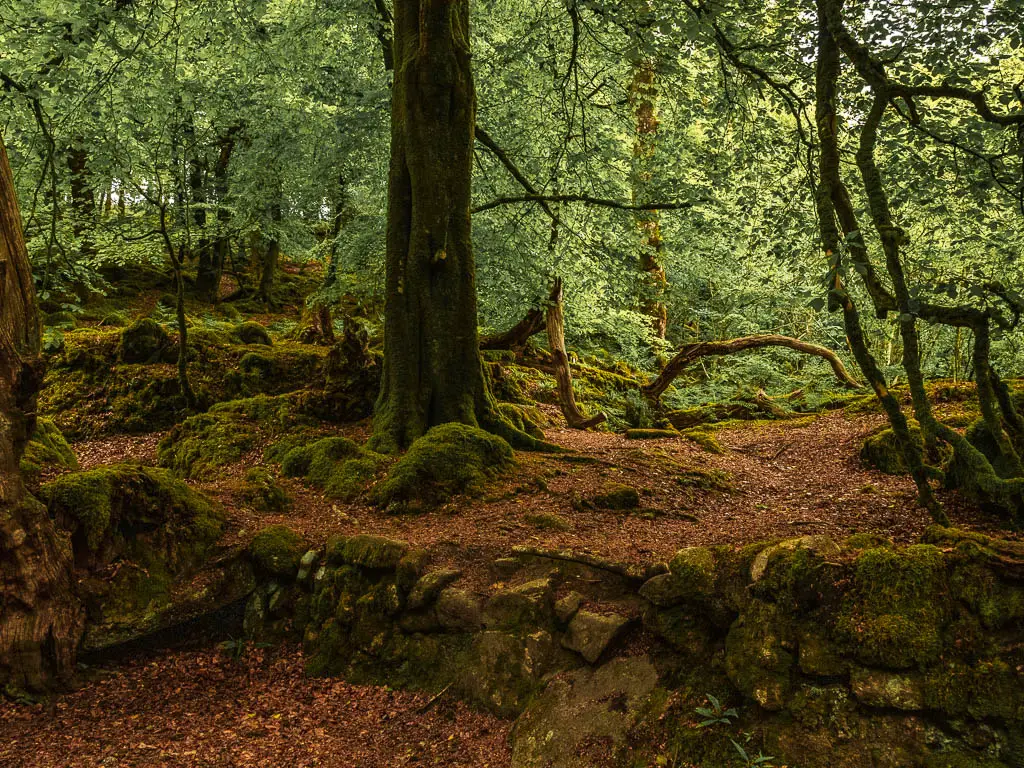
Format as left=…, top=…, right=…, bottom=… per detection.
left=0, top=135, right=83, bottom=692
left=371, top=0, right=492, bottom=452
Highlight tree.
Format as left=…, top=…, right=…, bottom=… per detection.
left=371, top=0, right=501, bottom=452
left=0, top=134, right=83, bottom=692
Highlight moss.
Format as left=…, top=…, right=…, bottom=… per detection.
left=371, top=423, right=515, bottom=511
left=340, top=534, right=409, bottom=569
left=119, top=317, right=171, bottom=364
left=249, top=525, right=307, bottom=577
left=681, top=428, right=725, bottom=454
left=834, top=544, right=948, bottom=669
left=859, top=424, right=953, bottom=476
left=524, top=512, right=572, bottom=531
left=922, top=658, right=1024, bottom=721
left=158, top=411, right=258, bottom=479
left=677, top=468, right=732, bottom=492
left=281, top=437, right=389, bottom=502
left=592, top=482, right=641, bottom=510
left=240, top=467, right=290, bottom=512
left=625, top=428, right=681, bottom=440
left=233, top=321, right=273, bottom=346
left=667, top=547, right=717, bottom=601
left=496, top=402, right=545, bottom=439
left=41, top=464, right=223, bottom=559
left=98, top=311, right=130, bottom=328
left=20, top=417, right=78, bottom=487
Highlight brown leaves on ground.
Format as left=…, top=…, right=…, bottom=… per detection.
left=0, top=646, right=511, bottom=768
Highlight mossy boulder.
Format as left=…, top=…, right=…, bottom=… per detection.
left=20, top=417, right=78, bottom=487
left=371, top=423, right=515, bottom=511
left=834, top=544, right=948, bottom=669
left=281, top=437, right=388, bottom=501
left=118, top=317, right=171, bottom=363
left=249, top=525, right=307, bottom=577
left=40, top=465, right=228, bottom=647
left=158, top=410, right=259, bottom=478
left=339, top=535, right=409, bottom=570
left=496, top=402, right=545, bottom=439
left=233, top=321, right=273, bottom=346
left=240, top=467, right=290, bottom=512
left=591, top=482, right=640, bottom=510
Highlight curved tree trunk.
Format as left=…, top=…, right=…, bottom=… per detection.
left=0, top=135, right=83, bottom=692
left=371, top=0, right=495, bottom=452
left=643, top=333, right=863, bottom=399
left=545, top=279, right=607, bottom=430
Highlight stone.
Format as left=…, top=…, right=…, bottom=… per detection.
left=638, top=572, right=688, bottom=608
left=591, top=482, right=640, bottom=510
left=798, top=628, right=847, bottom=677
left=554, top=592, right=583, bottom=624
left=750, top=536, right=841, bottom=583
left=341, top=534, right=409, bottom=569
left=510, top=656, right=664, bottom=768
left=484, top=579, right=555, bottom=630
left=436, top=588, right=483, bottom=632
left=724, top=600, right=793, bottom=711
left=850, top=668, right=925, bottom=711
left=460, top=630, right=568, bottom=717
left=408, top=569, right=463, bottom=611
left=561, top=611, right=631, bottom=664
left=297, top=549, right=320, bottom=583
left=395, top=549, right=430, bottom=594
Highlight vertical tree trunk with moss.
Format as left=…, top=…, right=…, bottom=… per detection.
left=371, top=0, right=495, bottom=452
left=629, top=12, right=668, bottom=341
left=0, top=135, right=83, bottom=692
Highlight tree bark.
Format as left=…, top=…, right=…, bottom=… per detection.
left=1, top=135, right=83, bottom=692
left=259, top=200, right=281, bottom=305
left=642, top=333, right=863, bottom=399
left=545, top=279, right=607, bottom=430
left=196, top=129, right=238, bottom=303
left=370, top=0, right=505, bottom=452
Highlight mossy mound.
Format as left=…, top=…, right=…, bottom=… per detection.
left=20, top=417, right=78, bottom=488
left=118, top=317, right=172, bottom=364
left=592, top=482, right=641, bottom=510
left=158, top=394, right=321, bottom=478
left=281, top=436, right=389, bottom=501
left=233, top=321, right=273, bottom=346
left=371, top=423, right=515, bottom=511
left=240, top=467, right=290, bottom=512
left=496, top=402, right=545, bottom=439
left=860, top=424, right=927, bottom=475
left=249, top=525, right=307, bottom=576
left=40, top=464, right=226, bottom=645
left=41, top=464, right=224, bottom=557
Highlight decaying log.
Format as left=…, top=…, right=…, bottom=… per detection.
left=643, top=334, right=863, bottom=400
left=545, top=279, right=607, bottom=430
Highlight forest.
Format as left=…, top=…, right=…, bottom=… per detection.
left=1, top=0, right=1024, bottom=765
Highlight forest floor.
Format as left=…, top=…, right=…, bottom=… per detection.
left=1, top=406, right=1012, bottom=767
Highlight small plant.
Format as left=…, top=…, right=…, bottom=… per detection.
left=218, top=636, right=272, bottom=661
left=695, top=693, right=738, bottom=727
left=730, top=734, right=776, bottom=767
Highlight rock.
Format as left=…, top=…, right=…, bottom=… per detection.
left=484, top=579, right=555, bottom=630
left=243, top=590, right=267, bottom=638
left=297, top=550, right=320, bottom=584
left=724, top=600, right=793, bottom=711
left=750, top=536, right=841, bottom=583
left=561, top=611, right=631, bottom=664
left=396, top=549, right=430, bottom=594
left=493, top=557, right=522, bottom=578
left=510, top=656, right=663, bottom=768
left=638, top=572, right=688, bottom=607
left=341, top=534, right=409, bottom=569
left=554, top=592, right=583, bottom=624
left=436, top=588, right=483, bottom=632
left=591, top=482, right=640, bottom=510
left=119, top=317, right=171, bottom=363
left=797, top=628, right=846, bottom=677
left=408, top=569, right=463, bottom=611
left=460, top=630, right=569, bottom=717
left=851, top=668, right=925, bottom=711
left=249, top=525, right=307, bottom=577
left=234, top=321, right=273, bottom=346
left=642, top=606, right=714, bottom=657
left=667, top=547, right=716, bottom=601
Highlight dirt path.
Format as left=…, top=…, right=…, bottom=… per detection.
left=0, top=646, right=511, bottom=768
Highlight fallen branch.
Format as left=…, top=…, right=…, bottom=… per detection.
left=511, top=546, right=666, bottom=584
left=479, top=282, right=557, bottom=351
left=643, top=334, right=863, bottom=400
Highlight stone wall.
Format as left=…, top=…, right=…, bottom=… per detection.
left=243, top=528, right=1024, bottom=768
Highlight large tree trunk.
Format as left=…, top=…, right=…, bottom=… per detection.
left=196, top=129, right=238, bottom=303
left=1, top=136, right=83, bottom=692
left=370, top=0, right=494, bottom=452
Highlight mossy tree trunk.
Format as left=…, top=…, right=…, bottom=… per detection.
left=371, top=0, right=495, bottom=452
left=0, top=135, right=84, bottom=691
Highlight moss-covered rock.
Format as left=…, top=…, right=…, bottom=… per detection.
left=834, top=544, right=948, bottom=669
left=249, top=525, right=307, bottom=577
left=20, top=417, right=78, bottom=488
left=240, top=467, right=290, bottom=512
left=158, top=410, right=259, bottom=479
left=340, top=535, right=409, bottom=570
left=496, top=402, right=545, bottom=439
left=40, top=464, right=227, bottom=647
left=371, top=423, right=515, bottom=511
left=233, top=321, right=273, bottom=346
left=591, top=482, right=640, bottom=510
left=280, top=437, right=388, bottom=501
left=118, top=317, right=171, bottom=364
